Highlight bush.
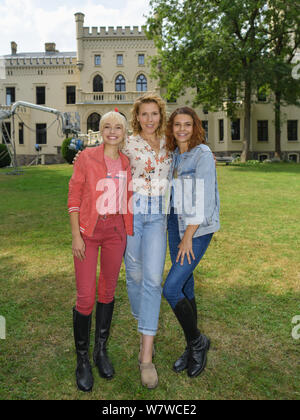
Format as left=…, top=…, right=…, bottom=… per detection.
left=0, top=144, right=11, bottom=168
left=230, top=160, right=264, bottom=167
left=61, top=138, right=77, bottom=165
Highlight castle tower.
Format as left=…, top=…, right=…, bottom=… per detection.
left=75, top=12, right=85, bottom=71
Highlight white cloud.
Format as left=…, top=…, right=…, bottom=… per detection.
left=0, top=0, right=150, bottom=55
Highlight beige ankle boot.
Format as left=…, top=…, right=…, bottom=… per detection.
left=140, top=362, right=158, bottom=389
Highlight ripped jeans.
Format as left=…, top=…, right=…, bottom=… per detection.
left=125, top=194, right=167, bottom=336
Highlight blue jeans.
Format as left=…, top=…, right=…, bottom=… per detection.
left=125, top=194, right=167, bottom=336
left=163, top=207, right=213, bottom=309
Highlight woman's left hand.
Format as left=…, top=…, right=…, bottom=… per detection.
left=176, top=236, right=195, bottom=266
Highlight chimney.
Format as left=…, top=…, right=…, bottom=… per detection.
left=45, top=43, right=58, bottom=53
left=11, top=42, right=17, bottom=55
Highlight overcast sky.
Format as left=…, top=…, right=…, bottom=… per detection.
left=0, top=0, right=151, bottom=56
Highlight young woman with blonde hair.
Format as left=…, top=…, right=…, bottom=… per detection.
left=68, top=111, right=133, bottom=392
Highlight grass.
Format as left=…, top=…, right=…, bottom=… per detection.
left=0, top=162, right=299, bottom=400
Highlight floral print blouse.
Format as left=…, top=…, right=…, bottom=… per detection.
left=123, top=134, right=173, bottom=197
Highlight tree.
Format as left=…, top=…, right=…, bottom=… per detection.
left=61, top=138, right=77, bottom=164
left=261, top=1, right=300, bottom=159
left=146, top=0, right=300, bottom=162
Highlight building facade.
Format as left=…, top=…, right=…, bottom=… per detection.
left=0, top=12, right=299, bottom=164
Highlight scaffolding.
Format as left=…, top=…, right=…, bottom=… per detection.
left=0, top=101, right=80, bottom=175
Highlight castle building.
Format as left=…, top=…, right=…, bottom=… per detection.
left=0, top=12, right=299, bottom=164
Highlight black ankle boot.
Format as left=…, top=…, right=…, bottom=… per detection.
left=173, top=298, right=198, bottom=373
left=172, top=298, right=210, bottom=378
left=73, top=308, right=94, bottom=392
left=188, top=334, right=210, bottom=378
left=93, top=300, right=115, bottom=380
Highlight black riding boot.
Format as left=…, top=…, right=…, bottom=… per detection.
left=188, top=333, right=210, bottom=378
left=93, top=300, right=115, bottom=380
left=173, top=297, right=197, bottom=373
left=73, top=308, right=94, bottom=392
left=172, top=298, right=210, bottom=378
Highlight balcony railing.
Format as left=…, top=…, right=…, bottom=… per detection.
left=77, top=91, right=144, bottom=105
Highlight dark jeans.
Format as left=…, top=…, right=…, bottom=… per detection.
left=163, top=208, right=213, bottom=309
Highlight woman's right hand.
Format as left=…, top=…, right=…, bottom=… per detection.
left=72, top=235, right=86, bottom=261
left=72, top=150, right=82, bottom=164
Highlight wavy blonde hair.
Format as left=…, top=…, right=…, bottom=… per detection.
left=131, top=93, right=167, bottom=138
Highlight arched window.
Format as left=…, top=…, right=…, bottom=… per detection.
left=93, top=75, right=103, bottom=92
left=136, top=74, right=147, bottom=92
left=115, top=75, right=126, bottom=92
left=87, top=113, right=101, bottom=132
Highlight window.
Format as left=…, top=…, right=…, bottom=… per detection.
left=289, top=154, right=298, bottom=163
left=36, top=87, right=46, bottom=105
left=36, top=124, right=47, bottom=145
left=167, top=94, right=177, bottom=103
left=259, top=154, right=268, bottom=162
left=136, top=74, right=147, bottom=92
left=257, top=87, right=267, bottom=102
left=95, top=55, right=101, bottom=66
left=93, top=75, right=103, bottom=92
left=115, top=75, right=126, bottom=92
left=19, top=123, right=24, bottom=145
left=257, top=120, right=269, bottom=142
left=219, top=119, right=224, bottom=142
left=202, top=121, right=208, bottom=142
left=117, top=54, right=123, bottom=66
left=87, top=113, right=101, bottom=132
left=138, top=54, right=145, bottom=65
left=67, top=86, right=76, bottom=104
left=288, top=120, right=298, bottom=141
left=2, top=122, right=11, bottom=144
left=6, top=87, right=15, bottom=105
left=231, top=119, right=240, bottom=140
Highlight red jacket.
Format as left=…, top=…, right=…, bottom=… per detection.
left=68, top=144, right=133, bottom=237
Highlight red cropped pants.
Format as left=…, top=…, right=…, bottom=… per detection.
left=74, top=215, right=126, bottom=316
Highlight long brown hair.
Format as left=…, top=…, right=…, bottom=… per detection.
left=165, top=107, right=206, bottom=152
left=131, top=93, right=167, bottom=138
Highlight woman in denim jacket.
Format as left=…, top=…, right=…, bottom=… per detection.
left=163, top=107, right=220, bottom=378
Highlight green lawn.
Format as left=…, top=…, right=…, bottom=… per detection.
left=0, top=162, right=299, bottom=400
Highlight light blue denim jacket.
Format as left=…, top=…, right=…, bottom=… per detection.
left=167, top=144, right=220, bottom=239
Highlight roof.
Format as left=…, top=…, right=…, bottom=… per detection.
left=4, top=51, right=76, bottom=59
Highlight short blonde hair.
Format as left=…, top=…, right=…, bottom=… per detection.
left=100, top=111, right=128, bottom=149
left=131, top=93, right=167, bottom=138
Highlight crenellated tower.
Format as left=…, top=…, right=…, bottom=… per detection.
left=75, top=12, right=85, bottom=72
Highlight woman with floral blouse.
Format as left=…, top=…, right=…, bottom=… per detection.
left=123, top=93, right=172, bottom=389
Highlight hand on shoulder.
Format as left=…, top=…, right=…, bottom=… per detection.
left=72, top=150, right=83, bottom=165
